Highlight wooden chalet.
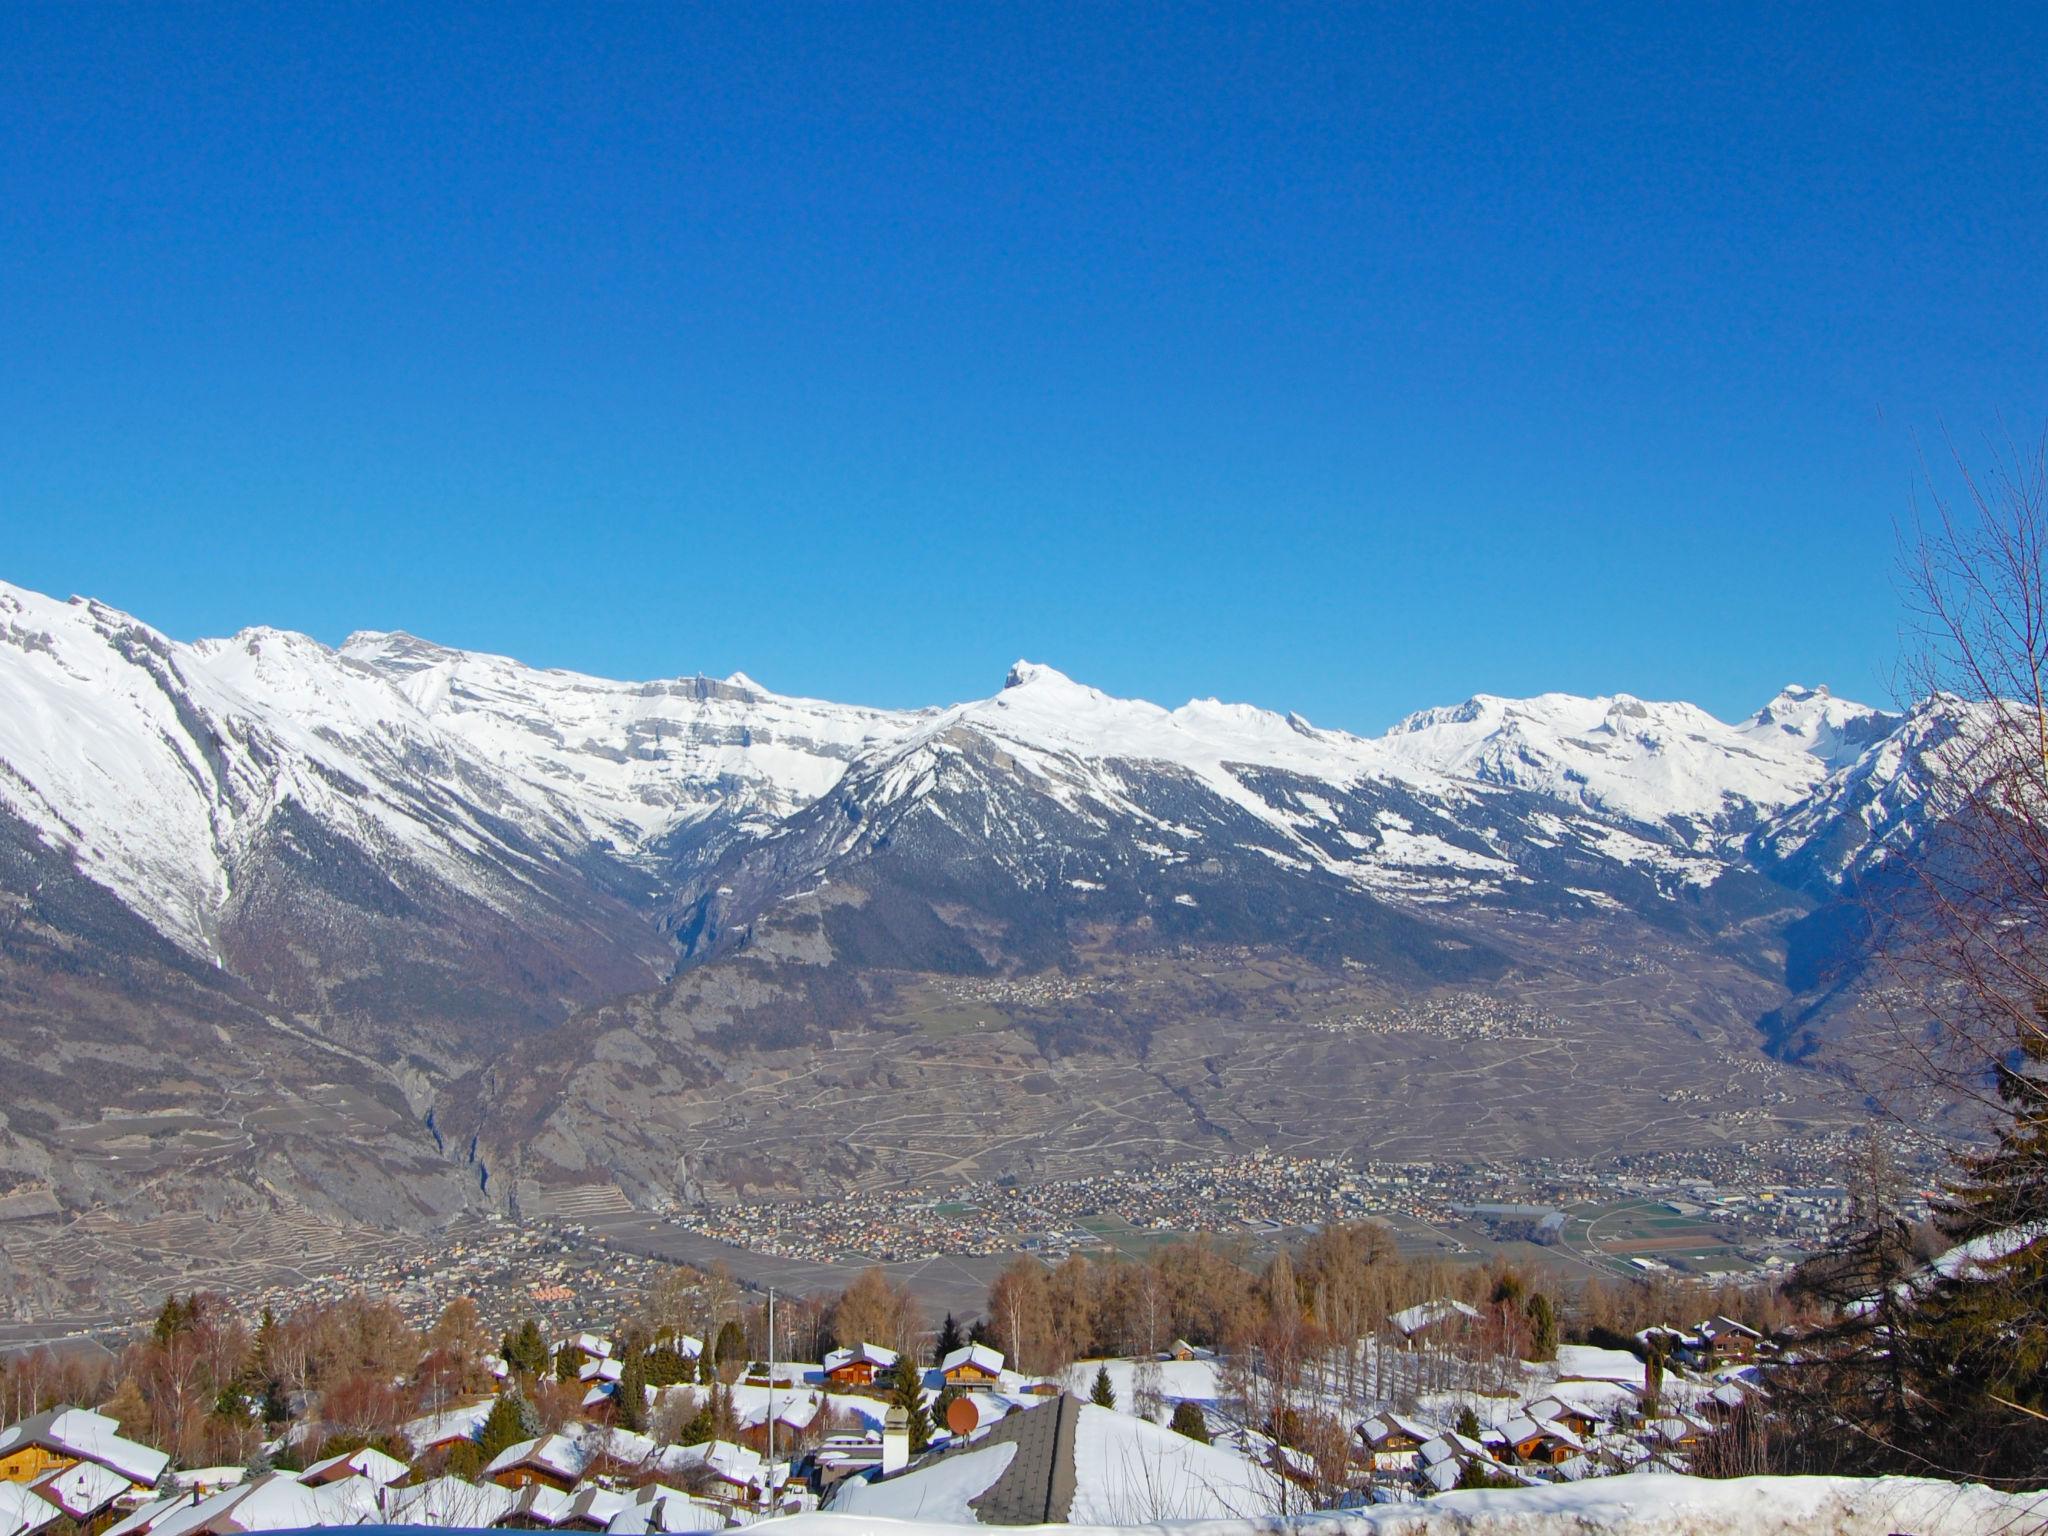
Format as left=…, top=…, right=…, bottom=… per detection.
left=0, top=1409, right=168, bottom=1494
left=938, top=1343, right=1004, bottom=1392
left=821, top=1342, right=898, bottom=1390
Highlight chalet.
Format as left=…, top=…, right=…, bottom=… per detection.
left=1388, top=1298, right=1481, bottom=1343
left=1698, top=1316, right=1764, bottom=1363
left=597, top=1483, right=728, bottom=1535
left=938, top=1343, right=1004, bottom=1392
left=102, top=1471, right=378, bottom=1536
left=0, top=1409, right=169, bottom=1493
left=29, top=1460, right=131, bottom=1532
left=378, top=1475, right=518, bottom=1528
left=1356, top=1412, right=1436, bottom=1474
left=736, top=1393, right=821, bottom=1455
left=1500, top=1413, right=1588, bottom=1466
left=1416, top=1432, right=1500, bottom=1493
left=298, top=1446, right=410, bottom=1488
left=1647, top=1413, right=1709, bottom=1453
left=822, top=1343, right=898, bottom=1390
left=1163, top=1339, right=1213, bottom=1362
left=557, top=1333, right=612, bottom=1366
left=484, top=1435, right=592, bottom=1492
left=498, top=1482, right=575, bottom=1528
left=1523, top=1395, right=1608, bottom=1441
left=402, top=1402, right=494, bottom=1460
left=576, top=1357, right=623, bottom=1387
left=809, top=1434, right=886, bottom=1490
left=657, top=1441, right=771, bottom=1508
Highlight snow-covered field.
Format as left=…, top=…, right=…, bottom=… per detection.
left=787, top=1474, right=2045, bottom=1536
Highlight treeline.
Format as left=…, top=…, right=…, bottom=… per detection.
left=2, top=1291, right=503, bottom=1471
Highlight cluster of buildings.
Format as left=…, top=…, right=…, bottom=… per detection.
left=1357, top=1312, right=1769, bottom=1494
left=0, top=1332, right=1044, bottom=1536
left=232, top=1216, right=683, bottom=1337
left=0, top=1294, right=1788, bottom=1535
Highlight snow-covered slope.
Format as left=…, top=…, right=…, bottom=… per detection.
left=0, top=576, right=1932, bottom=982
left=1380, top=687, right=1898, bottom=845
left=799, top=1473, right=2044, bottom=1535
left=340, top=630, right=927, bottom=846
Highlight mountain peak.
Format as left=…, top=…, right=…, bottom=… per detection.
left=1004, top=660, right=1077, bottom=691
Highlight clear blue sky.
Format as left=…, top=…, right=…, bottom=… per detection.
left=4, top=4, right=2044, bottom=730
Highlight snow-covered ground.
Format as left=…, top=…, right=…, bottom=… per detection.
left=788, top=1474, right=2046, bottom=1536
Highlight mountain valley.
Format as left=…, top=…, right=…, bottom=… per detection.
left=0, top=579, right=1947, bottom=1314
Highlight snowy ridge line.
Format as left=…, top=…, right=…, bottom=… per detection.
left=773, top=1473, right=2042, bottom=1536
left=0, top=575, right=1948, bottom=957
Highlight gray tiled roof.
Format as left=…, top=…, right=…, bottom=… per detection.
left=886, top=1394, right=1083, bottom=1525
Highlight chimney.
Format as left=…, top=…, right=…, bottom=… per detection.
left=881, top=1405, right=910, bottom=1475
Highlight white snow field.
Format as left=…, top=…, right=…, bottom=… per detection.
left=784, top=1473, right=2043, bottom=1536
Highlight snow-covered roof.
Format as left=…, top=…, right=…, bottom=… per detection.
left=401, top=1399, right=493, bottom=1453
left=1360, top=1411, right=1438, bottom=1446
left=601, top=1484, right=729, bottom=1534
left=0, top=1482, right=61, bottom=1536
left=1390, top=1298, right=1482, bottom=1338
left=379, top=1474, right=518, bottom=1528
left=823, top=1343, right=899, bottom=1373
left=483, top=1432, right=593, bottom=1482
left=298, top=1445, right=410, bottom=1486
left=0, top=1407, right=170, bottom=1487
left=939, top=1343, right=1004, bottom=1376
left=836, top=1396, right=1277, bottom=1524
left=30, top=1459, right=132, bottom=1519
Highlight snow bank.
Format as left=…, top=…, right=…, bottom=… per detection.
left=773, top=1474, right=2043, bottom=1536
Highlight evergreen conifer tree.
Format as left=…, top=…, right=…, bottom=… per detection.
left=888, top=1361, right=931, bottom=1453
left=616, top=1351, right=649, bottom=1433
left=1169, top=1401, right=1209, bottom=1443
left=478, top=1392, right=528, bottom=1462
left=502, top=1318, right=549, bottom=1378
left=1526, top=1293, right=1558, bottom=1362
left=1090, top=1364, right=1116, bottom=1408
left=933, top=1313, right=964, bottom=1365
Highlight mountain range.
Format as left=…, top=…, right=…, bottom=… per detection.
left=0, top=578, right=1957, bottom=1309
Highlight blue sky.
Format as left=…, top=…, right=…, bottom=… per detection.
left=3, top=4, right=2044, bottom=731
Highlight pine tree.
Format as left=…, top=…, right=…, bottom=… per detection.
left=888, top=1361, right=931, bottom=1454
left=933, top=1314, right=964, bottom=1365
left=501, top=1318, right=549, bottom=1378
left=1169, top=1401, right=1209, bottom=1443
left=1454, top=1405, right=1480, bottom=1440
left=931, top=1381, right=961, bottom=1437
left=714, top=1320, right=746, bottom=1368
left=644, top=1345, right=691, bottom=1386
left=554, top=1344, right=581, bottom=1382
left=1526, top=1293, right=1558, bottom=1362
left=478, top=1392, right=529, bottom=1461
left=1919, top=1013, right=2048, bottom=1481
left=615, top=1351, right=648, bottom=1433
left=681, top=1394, right=715, bottom=1446
left=1090, top=1364, right=1116, bottom=1409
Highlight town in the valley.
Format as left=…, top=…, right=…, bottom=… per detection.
left=0, top=1121, right=1901, bottom=1535
left=0, top=1209, right=1797, bottom=1534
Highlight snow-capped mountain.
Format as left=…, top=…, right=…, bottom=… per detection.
left=0, top=576, right=1971, bottom=1251
left=0, top=579, right=1930, bottom=979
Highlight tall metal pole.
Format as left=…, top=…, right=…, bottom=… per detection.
left=766, top=1286, right=776, bottom=1503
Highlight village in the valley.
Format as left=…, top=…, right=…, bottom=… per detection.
left=0, top=1191, right=1811, bottom=1536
